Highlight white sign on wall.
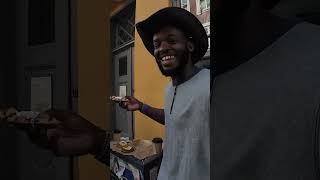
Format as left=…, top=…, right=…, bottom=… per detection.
left=119, top=85, right=127, bottom=97
left=31, top=76, right=52, bottom=112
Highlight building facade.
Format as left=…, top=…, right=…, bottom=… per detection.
left=173, top=0, right=210, bottom=67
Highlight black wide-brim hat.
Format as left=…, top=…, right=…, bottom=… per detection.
left=136, top=7, right=208, bottom=64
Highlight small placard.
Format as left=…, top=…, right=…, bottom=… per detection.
left=31, top=76, right=52, bottom=112
left=119, top=85, right=127, bottom=97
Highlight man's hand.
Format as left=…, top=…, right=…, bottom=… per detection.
left=119, top=96, right=143, bottom=111
left=0, top=106, right=108, bottom=157
left=119, top=97, right=165, bottom=125
left=31, top=109, right=107, bottom=156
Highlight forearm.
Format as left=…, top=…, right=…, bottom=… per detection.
left=140, top=104, right=165, bottom=125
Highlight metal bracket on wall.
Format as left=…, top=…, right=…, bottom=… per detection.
left=171, top=0, right=180, bottom=7
left=71, top=88, right=79, bottom=98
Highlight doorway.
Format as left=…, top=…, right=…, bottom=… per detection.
left=111, top=1, right=135, bottom=138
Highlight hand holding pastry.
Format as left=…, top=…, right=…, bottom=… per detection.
left=118, top=96, right=143, bottom=112
left=110, top=96, right=128, bottom=103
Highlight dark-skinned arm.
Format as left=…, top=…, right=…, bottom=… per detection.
left=120, top=96, right=165, bottom=125
left=139, top=104, right=165, bottom=125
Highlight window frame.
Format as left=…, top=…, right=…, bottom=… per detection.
left=180, top=0, right=190, bottom=11
left=196, top=0, right=210, bottom=15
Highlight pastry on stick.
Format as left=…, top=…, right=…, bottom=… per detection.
left=110, top=96, right=128, bottom=103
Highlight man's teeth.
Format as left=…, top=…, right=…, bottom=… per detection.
left=161, top=56, right=175, bottom=61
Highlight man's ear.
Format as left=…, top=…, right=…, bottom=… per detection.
left=187, top=41, right=195, bottom=53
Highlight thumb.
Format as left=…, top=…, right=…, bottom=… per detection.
left=46, top=128, right=65, bottom=153
left=125, top=96, right=136, bottom=101
left=47, top=127, right=71, bottom=140
left=45, top=109, right=73, bottom=123
left=47, top=128, right=61, bottom=140
left=54, top=136, right=92, bottom=156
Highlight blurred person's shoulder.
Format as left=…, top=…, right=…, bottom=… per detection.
left=287, top=22, right=320, bottom=42
left=283, top=22, right=320, bottom=58
left=294, top=21, right=320, bottom=34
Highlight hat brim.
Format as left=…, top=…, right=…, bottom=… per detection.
left=136, top=7, right=208, bottom=64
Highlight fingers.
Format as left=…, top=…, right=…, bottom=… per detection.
left=55, top=136, right=91, bottom=156
left=119, top=97, right=143, bottom=111
left=119, top=101, right=128, bottom=109
left=46, top=129, right=93, bottom=156
left=119, top=101, right=136, bottom=111
left=47, top=128, right=64, bottom=140
left=123, top=96, right=136, bottom=106
left=27, top=126, right=53, bottom=149
left=27, top=125, right=98, bottom=156
left=45, top=109, right=75, bottom=123
left=46, top=128, right=71, bottom=156
left=35, top=113, right=61, bottom=126
left=125, top=96, right=134, bottom=101
left=45, top=109, right=64, bottom=119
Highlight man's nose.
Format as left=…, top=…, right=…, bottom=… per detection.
left=159, top=41, right=170, bottom=52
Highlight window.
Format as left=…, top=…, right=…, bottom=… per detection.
left=200, top=0, right=210, bottom=11
left=28, top=0, right=55, bottom=45
left=119, top=56, right=128, bottom=76
left=203, top=22, right=210, bottom=52
left=180, top=0, right=190, bottom=11
left=111, top=3, right=135, bottom=50
left=203, top=22, right=210, bottom=36
left=196, top=0, right=210, bottom=15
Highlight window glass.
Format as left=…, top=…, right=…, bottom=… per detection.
left=200, top=0, right=210, bottom=12
left=181, top=0, right=188, bottom=9
left=119, top=57, right=127, bottom=76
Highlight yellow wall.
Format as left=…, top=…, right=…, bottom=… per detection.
left=134, top=0, right=171, bottom=140
left=77, top=0, right=111, bottom=180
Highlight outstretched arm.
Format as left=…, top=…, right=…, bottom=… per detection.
left=139, top=104, right=165, bottom=125
left=119, top=96, right=165, bottom=125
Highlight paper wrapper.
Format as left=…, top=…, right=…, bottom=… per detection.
left=111, top=139, right=157, bottom=160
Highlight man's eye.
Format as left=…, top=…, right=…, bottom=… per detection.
left=153, top=42, right=160, bottom=48
left=167, top=39, right=176, bottom=44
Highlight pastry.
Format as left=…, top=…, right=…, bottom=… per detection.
left=118, top=140, right=128, bottom=147
left=121, top=145, right=135, bottom=153
left=110, top=96, right=128, bottom=102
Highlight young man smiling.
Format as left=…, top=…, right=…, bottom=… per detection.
left=0, top=6, right=210, bottom=180
left=119, top=7, right=210, bottom=180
